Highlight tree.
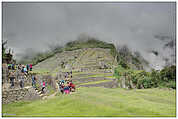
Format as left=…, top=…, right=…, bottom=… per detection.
left=2, top=40, right=8, bottom=58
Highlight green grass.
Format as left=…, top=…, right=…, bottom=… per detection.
left=79, top=80, right=112, bottom=85
left=2, top=87, right=176, bottom=117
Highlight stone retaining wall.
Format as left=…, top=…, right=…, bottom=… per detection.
left=2, top=86, right=40, bottom=104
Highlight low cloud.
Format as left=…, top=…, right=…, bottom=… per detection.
left=3, top=2, right=176, bottom=69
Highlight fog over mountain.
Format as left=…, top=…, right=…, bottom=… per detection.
left=2, top=2, right=176, bottom=70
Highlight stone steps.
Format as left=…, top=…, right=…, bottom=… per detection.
left=35, top=88, right=46, bottom=98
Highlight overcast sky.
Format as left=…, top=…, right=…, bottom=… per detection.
left=2, top=2, right=176, bottom=69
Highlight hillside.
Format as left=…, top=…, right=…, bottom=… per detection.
left=31, top=39, right=150, bottom=88
left=33, top=48, right=118, bottom=87
left=33, top=48, right=117, bottom=72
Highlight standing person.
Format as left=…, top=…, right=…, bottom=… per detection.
left=19, top=64, right=22, bottom=70
left=58, top=81, right=64, bottom=94
left=29, top=64, right=32, bottom=71
left=65, top=72, right=68, bottom=78
left=32, top=74, right=36, bottom=89
left=17, top=64, right=20, bottom=70
left=19, top=73, right=25, bottom=88
left=8, top=64, right=11, bottom=70
left=26, top=64, right=29, bottom=71
left=61, top=79, right=65, bottom=84
left=14, top=64, right=16, bottom=70
left=69, top=81, right=75, bottom=92
left=41, top=80, right=46, bottom=93
left=64, top=82, right=70, bottom=94
left=16, top=68, right=20, bottom=81
left=24, top=66, right=27, bottom=74
left=21, top=66, right=24, bottom=73
left=9, top=71, right=15, bottom=88
left=12, top=64, right=15, bottom=70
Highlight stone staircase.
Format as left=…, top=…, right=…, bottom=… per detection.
left=34, top=88, right=48, bottom=100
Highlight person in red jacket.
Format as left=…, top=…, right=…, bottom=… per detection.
left=29, top=64, right=32, bottom=71
left=69, top=81, right=75, bottom=92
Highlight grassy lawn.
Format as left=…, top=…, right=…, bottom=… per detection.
left=2, top=87, right=176, bottom=117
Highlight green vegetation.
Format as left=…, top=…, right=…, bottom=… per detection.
left=116, top=45, right=148, bottom=70
left=2, top=87, right=176, bottom=117
left=114, top=65, right=176, bottom=89
left=2, top=40, right=7, bottom=59
left=65, top=37, right=117, bottom=57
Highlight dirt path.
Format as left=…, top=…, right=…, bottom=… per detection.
left=45, top=91, right=58, bottom=99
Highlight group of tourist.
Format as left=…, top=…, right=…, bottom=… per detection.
left=58, top=71, right=75, bottom=94
left=17, top=64, right=33, bottom=88
left=6, top=63, right=33, bottom=89
left=8, top=69, right=26, bottom=89
left=8, top=63, right=16, bottom=70
left=4, top=62, right=76, bottom=95
left=7, top=63, right=33, bottom=72
left=17, top=64, right=33, bottom=74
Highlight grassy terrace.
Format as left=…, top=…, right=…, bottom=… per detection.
left=79, top=80, right=112, bottom=85
left=72, top=71, right=113, bottom=75
left=30, top=69, right=50, bottom=74
left=2, top=87, right=176, bottom=117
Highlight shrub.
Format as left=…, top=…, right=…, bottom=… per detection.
left=114, top=65, right=176, bottom=89
left=166, top=81, right=176, bottom=89
left=160, top=65, right=176, bottom=82
left=142, top=77, right=152, bottom=88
